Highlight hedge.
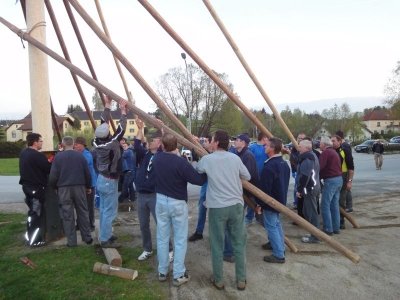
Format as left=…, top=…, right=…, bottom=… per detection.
left=0, top=141, right=26, bottom=158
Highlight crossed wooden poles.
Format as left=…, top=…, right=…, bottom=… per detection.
left=0, top=1, right=360, bottom=264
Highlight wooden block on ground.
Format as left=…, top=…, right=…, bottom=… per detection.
left=102, top=248, right=122, bottom=267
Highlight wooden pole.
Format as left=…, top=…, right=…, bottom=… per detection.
left=62, top=0, right=116, bottom=132
left=50, top=99, right=62, bottom=143
left=242, top=181, right=360, bottom=263
left=26, top=0, right=53, bottom=151
left=45, top=0, right=97, bottom=130
left=202, top=0, right=299, bottom=150
left=93, top=262, right=138, bottom=280
left=340, top=207, right=360, bottom=228
left=137, top=0, right=273, bottom=138
left=94, top=0, right=134, bottom=104
left=67, top=0, right=202, bottom=150
left=0, top=17, right=359, bottom=264
left=243, top=194, right=298, bottom=253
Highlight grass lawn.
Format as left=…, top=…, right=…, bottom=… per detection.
left=0, top=213, right=168, bottom=299
left=0, top=158, right=19, bottom=176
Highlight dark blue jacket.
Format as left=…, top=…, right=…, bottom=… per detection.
left=237, top=146, right=259, bottom=187
left=134, top=138, right=159, bottom=193
left=153, top=152, right=206, bottom=201
left=257, top=155, right=290, bottom=213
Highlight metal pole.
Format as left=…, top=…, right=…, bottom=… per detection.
left=181, top=53, right=191, bottom=134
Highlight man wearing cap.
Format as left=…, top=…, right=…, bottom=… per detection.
left=74, top=136, right=97, bottom=231
left=93, top=96, right=128, bottom=248
left=234, top=133, right=259, bottom=226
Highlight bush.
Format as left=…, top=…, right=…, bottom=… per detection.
left=0, top=141, right=25, bottom=158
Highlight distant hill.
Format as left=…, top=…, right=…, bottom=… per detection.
left=259, top=97, right=385, bottom=114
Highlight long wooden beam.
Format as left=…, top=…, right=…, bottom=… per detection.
left=202, top=0, right=299, bottom=150
left=94, top=0, right=134, bottom=104
left=45, top=0, right=97, bottom=130
left=67, top=0, right=202, bottom=150
left=62, top=0, right=116, bottom=132
left=0, top=17, right=360, bottom=264
left=137, top=0, right=273, bottom=138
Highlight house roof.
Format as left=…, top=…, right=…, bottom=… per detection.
left=362, top=109, right=394, bottom=121
left=17, top=116, right=70, bottom=131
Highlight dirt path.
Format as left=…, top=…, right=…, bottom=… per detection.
left=2, top=192, right=400, bottom=300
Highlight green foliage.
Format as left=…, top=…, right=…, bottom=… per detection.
left=212, top=100, right=243, bottom=135
left=67, top=104, right=83, bottom=113
left=0, top=141, right=25, bottom=158
left=63, top=128, right=96, bottom=148
left=0, top=158, right=19, bottom=175
left=384, top=61, right=400, bottom=118
left=0, top=213, right=168, bottom=299
left=0, top=127, right=6, bottom=142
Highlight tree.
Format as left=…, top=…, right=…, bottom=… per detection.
left=213, top=100, right=243, bottom=135
left=92, top=90, right=103, bottom=111
left=384, top=61, right=400, bottom=118
left=157, top=64, right=230, bottom=136
left=66, top=104, right=83, bottom=114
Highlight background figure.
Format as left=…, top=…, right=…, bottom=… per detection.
left=74, top=136, right=97, bottom=231
left=49, top=136, right=93, bottom=247
left=372, top=140, right=384, bottom=170
left=19, top=133, right=51, bottom=247
left=289, top=133, right=306, bottom=211
left=118, top=140, right=136, bottom=203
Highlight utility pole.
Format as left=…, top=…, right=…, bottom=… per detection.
left=181, top=52, right=191, bottom=134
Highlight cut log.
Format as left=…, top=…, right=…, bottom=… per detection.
left=340, top=207, right=360, bottom=228
left=102, top=247, right=122, bottom=267
left=93, top=262, right=138, bottom=280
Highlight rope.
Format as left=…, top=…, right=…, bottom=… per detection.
left=18, top=21, right=46, bottom=48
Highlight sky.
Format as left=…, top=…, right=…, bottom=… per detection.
left=0, top=0, right=399, bottom=119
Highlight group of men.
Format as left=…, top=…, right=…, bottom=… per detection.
left=19, top=95, right=359, bottom=291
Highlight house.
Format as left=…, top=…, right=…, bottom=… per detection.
left=6, top=110, right=139, bottom=142
left=362, top=109, right=400, bottom=136
left=71, top=110, right=138, bottom=140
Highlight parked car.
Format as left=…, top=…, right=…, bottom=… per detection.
left=389, top=136, right=400, bottom=143
left=354, top=139, right=388, bottom=153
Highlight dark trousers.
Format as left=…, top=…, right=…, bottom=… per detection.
left=22, top=185, right=46, bottom=245
left=119, top=171, right=135, bottom=202
left=58, top=186, right=92, bottom=246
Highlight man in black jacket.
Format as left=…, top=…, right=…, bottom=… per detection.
left=372, top=140, right=384, bottom=170
left=49, top=136, right=92, bottom=247
left=19, top=133, right=51, bottom=247
left=93, top=96, right=128, bottom=248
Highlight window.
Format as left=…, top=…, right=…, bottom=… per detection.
left=381, top=130, right=384, bottom=135
left=84, top=121, right=89, bottom=126
left=65, top=123, right=68, bottom=129
left=377, top=122, right=380, bottom=127
left=129, top=120, right=135, bottom=125
left=129, top=129, right=135, bottom=133
left=15, top=125, right=18, bottom=128
left=12, top=131, right=16, bottom=138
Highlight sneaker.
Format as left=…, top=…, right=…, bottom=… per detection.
left=263, top=255, right=285, bottom=264
left=237, top=280, right=247, bottom=291
left=169, top=251, right=174, bottom=263
left=301, top=236, right=320, bottom=244
left=223, top=256, right=235, bottom=263
left=262, top=242, right=273, bottom=250
left=138, top=250, right=153, bottom=261
left=340, top=223, right=346, bottom=230
left=100, top=240, right=121, bottom=248
left=333, top=230, right=340, bottom=234
left=345, top=208, right=353, bottom=213
left=85, top=238, right=93, bottom=245
left=323, top=230, right=333, bottom=236
left=158, top=272, right=167, bottom=282
left=188, top=232, right=203, bottom=242
left=173, top=271, right=190, bottom=287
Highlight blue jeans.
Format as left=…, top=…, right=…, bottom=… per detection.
left=156, top=194, right=188, bottom=279
left=321, top=176, right=342, bottom=233
left=263, top=209, right=285, bottom=259
left=195, top=183, right=208, bottom=234
left=118, top=171, right=135, bottom=202
left=245, top=207, right=255, bottom=222
left=96, top=175, right=118, bottom=242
